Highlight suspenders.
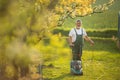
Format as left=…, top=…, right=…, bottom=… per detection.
left=74, top=28, right=83, bottom=37
left=74, top=28, right=83, bottom=46
left=73, top=28, right=83, bottom=60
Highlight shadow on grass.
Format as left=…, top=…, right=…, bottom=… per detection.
left=53, top=29, right=117, bottom=38
left=52, top=29, right=120, bottom=53
left=83, top=39, right=120, bottom=53
left=43, top=38, right=120, bottom=53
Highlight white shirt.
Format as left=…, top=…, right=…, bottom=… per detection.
left=69, top=28, right=87, bottom=42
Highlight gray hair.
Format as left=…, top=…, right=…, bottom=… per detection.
left=76, top=19, right=82, bottom=24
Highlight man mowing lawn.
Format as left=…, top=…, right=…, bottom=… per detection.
left=68, top=19, right=94, bottom=75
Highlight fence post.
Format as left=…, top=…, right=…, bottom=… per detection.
left=118, top=11, right=120, bottom=49
left=118, top=12, right=120, bottom=39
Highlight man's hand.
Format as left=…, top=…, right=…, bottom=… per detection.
left=69, top=36, right=74, bottom=47
left=69, top=43, right=74, bottom=47
left=84, top=36, right=94, bottom=46
left=90, top=40, right=94, bottom=46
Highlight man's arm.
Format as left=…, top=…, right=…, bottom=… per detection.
left=84, top=36, right=94, bottom=46
left=68, top=36, right=74, bottom=46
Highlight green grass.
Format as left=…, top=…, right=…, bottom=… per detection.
left=42, top=0, right=120, bottom=79
left=43, top=38, right=120, bottom=80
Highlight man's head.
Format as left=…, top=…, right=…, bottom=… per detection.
left=76, top=19, right=82, bottom=29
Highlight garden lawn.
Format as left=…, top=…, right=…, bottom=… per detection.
left=43, top=38, right=120, bottom=80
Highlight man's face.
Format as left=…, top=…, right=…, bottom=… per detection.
left=76, top=21, right=81, bottom=29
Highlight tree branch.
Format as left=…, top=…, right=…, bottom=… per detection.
left=93, top=0, right=116, bottom=13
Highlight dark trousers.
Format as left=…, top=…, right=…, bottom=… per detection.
left=72, top=45, right=82, bottom=60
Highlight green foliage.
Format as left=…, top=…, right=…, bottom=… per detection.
left=35, top=34, right=70, bottom=61
left=0, top=0, right=10, bottom=16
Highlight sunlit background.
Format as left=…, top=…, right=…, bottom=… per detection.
left=0, top=0, right=120, bottom=80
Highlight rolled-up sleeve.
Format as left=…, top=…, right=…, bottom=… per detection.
left=83, top=28, right=87, bottom=36
left=69, top=29, right=73, bottom=36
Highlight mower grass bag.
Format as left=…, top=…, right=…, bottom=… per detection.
left=70, top=60, right=83, bottom=75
